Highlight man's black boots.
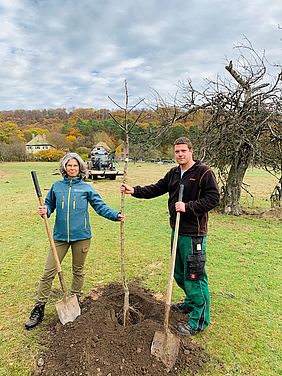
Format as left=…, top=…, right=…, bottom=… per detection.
left=25, top=303, right=45, bottom=330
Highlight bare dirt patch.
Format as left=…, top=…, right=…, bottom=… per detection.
left=242, top=207, right=282, bottom=220
left=34, top=283, right=209, bottom=376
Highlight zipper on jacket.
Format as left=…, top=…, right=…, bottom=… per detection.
left=73, top=195, right=76, bottom=209
left=62, top=195, right=65, bottom=209
left=67, top=179, right=72, bottom=243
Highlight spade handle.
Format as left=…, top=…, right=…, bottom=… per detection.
left=163, top=184, right=184, bottom=330
left=31, top=171, right=67, bottom=298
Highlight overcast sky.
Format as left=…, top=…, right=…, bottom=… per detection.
left=0, top=0, right=281, bottom=111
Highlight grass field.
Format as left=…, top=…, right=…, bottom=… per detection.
left=0, top=161, right=281, bottom=376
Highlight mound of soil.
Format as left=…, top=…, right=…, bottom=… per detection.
left=34, top=283, right=208, bottom=375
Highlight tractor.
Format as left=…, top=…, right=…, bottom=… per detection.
left=87, top=144, right=123, bottom=180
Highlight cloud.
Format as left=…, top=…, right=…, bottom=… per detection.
left=0, top=0, right=281, bottom=110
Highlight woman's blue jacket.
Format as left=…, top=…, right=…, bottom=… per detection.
left=45, top=177, right=119, bottom=242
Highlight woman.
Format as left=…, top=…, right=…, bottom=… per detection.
left=25, top=152, right=125, bottom=329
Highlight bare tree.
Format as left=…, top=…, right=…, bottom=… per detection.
left=108, top=81, right=145, bottom=325
left=178, top=39, right=282, bottom=215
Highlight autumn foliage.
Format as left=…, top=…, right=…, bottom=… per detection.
left=34, top=149, right=66, bottom=161
left=0, top=107, right=192, bottom=161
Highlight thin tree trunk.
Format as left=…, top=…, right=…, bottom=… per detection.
left=120, top=82, right=130, bottom=326
left=120, top=131, right=129, bottom=326
left=108, top=80, right=145, bottom=326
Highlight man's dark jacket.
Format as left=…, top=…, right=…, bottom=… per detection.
left=132, top=161, right=220, bottom=236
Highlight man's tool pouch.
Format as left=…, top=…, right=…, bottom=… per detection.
left=186, top=236, right=206, bottom=280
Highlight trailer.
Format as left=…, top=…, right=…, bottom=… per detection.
left=87, top=167, right=123, bottom=180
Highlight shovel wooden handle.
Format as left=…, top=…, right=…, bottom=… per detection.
left=31, top=171, right=67, bottom=298
left=163, top=184, right=184, bottom=330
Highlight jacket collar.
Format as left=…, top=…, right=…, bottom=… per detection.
left=63, top=177, right=81, bottom=184
left=176, top=160, right=201, bottom=175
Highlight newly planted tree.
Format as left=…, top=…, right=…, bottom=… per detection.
left=108, top=81, right=145, bottom=325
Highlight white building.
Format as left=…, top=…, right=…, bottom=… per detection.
left=26, top=134, right=55, bottom=154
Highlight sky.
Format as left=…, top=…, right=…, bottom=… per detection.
left=0, top=0, right=281, bottom=111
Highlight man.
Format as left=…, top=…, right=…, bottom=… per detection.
left=121, top=137, right=219, bottom=335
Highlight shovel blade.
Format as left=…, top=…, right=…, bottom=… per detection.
left=151, top=329, right=180, bottom=371
left=55, top=295, right=81, bottom=325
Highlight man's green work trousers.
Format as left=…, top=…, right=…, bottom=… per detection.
left=36, top=239, right=91, bottom=304
left=173, top=233, right=210, bottom=332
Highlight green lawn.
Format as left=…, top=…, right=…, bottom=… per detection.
left=0, top=162, right=281, bottom=375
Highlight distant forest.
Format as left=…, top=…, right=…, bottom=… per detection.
left=0, top=107, right=203, bottom=161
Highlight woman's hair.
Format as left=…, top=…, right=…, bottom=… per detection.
left=59, top=153, right=87, bottom=179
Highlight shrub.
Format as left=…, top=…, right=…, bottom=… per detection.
left=0, top=142, right=27, bottom=161
left=34, top=149, right=65, bottom=161
left=76, top=147, right=91, bottom=160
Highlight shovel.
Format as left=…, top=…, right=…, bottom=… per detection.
left=31, top=171, right=81, bottom=325
left=151, top=184, right=184, bottom=370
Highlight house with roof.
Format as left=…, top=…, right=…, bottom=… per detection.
left=26, top=134, right=55, bottom=154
